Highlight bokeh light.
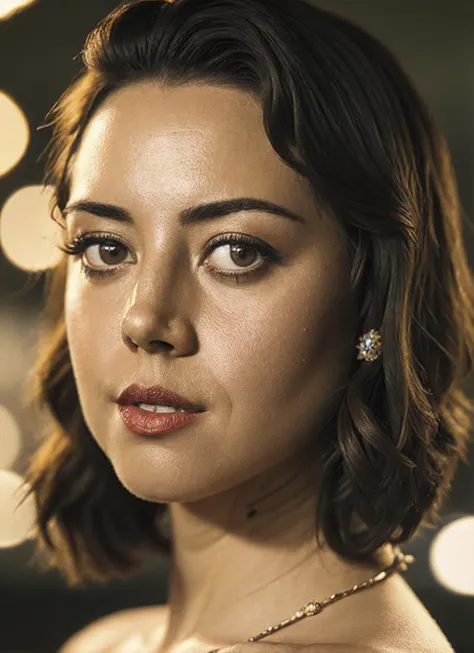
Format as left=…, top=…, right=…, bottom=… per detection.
left=0, top=308, right=40, bottom=394
left=0, top=184, right=63, bottom=271
left=0, top=470, right=36, bottom=548
left=0, top=0, right=36, bottom=21
left=0, top=404, right=21, bottom=470
left=0, top=91, right=29, bottom=176
left=429, top=516, right=474, bottom=596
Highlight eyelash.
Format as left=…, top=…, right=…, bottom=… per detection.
left=58, top=231, right=283, bottom=284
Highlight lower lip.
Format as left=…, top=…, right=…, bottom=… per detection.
left=118, top=404, right=201, bottom=436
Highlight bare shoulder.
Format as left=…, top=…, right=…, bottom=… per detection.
left=312, top=573, right=456, bottom=653
left=249, top=574, right=454, bottom=653
left=58, top=603, right=168, bottom=653
left=235, top=641, right=454, bottom=653
left=221, top=642, right=453, bottom=653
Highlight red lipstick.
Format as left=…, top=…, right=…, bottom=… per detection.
left=116, top=383, right=204, bottom=436
left=118, top=404, right=201, bottom=436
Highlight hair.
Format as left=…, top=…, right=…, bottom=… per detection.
left=20, top=0, right=474, bottom=587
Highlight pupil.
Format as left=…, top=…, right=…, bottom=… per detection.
left=231, top=244, right=257, bottom=267
left=101, top=244, right=124, bottom=265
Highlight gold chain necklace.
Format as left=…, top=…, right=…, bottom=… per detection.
left=208, top=547, right=414, bottom=651
left=245, top=548, right=414, bottom=643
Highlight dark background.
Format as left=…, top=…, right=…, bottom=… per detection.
left=0, top=1, right=473, bottom=651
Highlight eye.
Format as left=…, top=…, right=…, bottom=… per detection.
left=59, top=233, right=133, bottom=279
left=207, top=239, right=262, bottom=272
left=203, top=234, right=283, bottom=282
left=83, top=241, right=131, bottom=269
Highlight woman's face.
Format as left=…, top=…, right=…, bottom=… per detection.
left=64, top=81, right=358, bottom=503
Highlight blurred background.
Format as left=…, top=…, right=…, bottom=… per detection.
left=0, top=0, right=473, bottom=651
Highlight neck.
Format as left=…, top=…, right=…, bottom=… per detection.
left=161, top=446, right=394, bottom=649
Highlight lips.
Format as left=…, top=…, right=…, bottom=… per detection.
left=118, top=404, right=201, bottom=436
left=116, top=383, right=204, bottom=413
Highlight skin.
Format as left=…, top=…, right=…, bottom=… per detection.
left=62, top=82, right=452, bottom=653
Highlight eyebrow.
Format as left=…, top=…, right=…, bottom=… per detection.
left=62, top=197, right=307, bottom=226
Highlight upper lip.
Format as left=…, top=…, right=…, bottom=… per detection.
left=117, top=383, right=204, bottom=412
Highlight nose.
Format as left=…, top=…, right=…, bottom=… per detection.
left=120, top=268, right=198, bottom=356
left=121, top=312, right=197, bottom=355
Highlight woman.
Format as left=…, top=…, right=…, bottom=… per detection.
left=22, top=0, right=474, bottom=651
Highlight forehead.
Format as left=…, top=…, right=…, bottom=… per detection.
left=68, top=81, right=312, bottom=212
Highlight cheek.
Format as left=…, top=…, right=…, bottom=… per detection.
left=64, top=272, right=89, bottom=380
left=202, top=263, right=357, bottom=452
left=64, top=271, right=117, bottom=424
left=65, top=279, right=93, bottom=418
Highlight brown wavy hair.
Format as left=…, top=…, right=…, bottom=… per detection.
left=20, top=0, right=474, bottom=587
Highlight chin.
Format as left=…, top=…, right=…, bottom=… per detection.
left=113, top=468, right=184, bottom=503
left=110, top=460, right=221, bottom=505
left=113, top=458, right=260, bottom=508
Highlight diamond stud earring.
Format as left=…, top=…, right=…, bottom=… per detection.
left=355, top=328, right=382, bottom=362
